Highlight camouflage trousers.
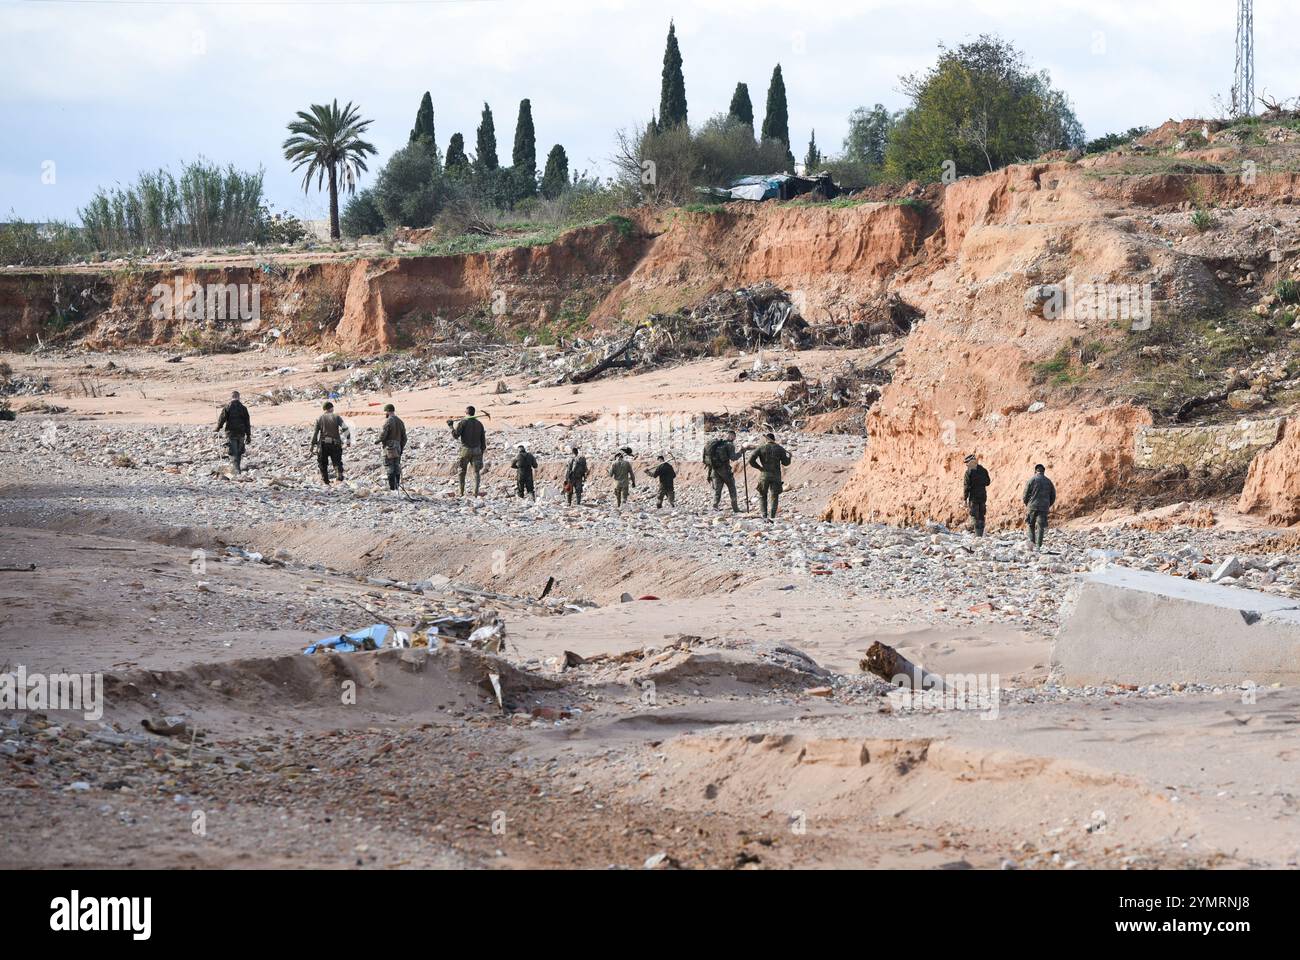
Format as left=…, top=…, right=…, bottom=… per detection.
left=712, top=470, right=739, bottom=511
left=225, top=434, right=246, bottom=473
left=1026, top=508, right=1049, bottom=548
left=458, top=446, right=483, bottom=495
left=317, top=441, right=343, bottom=482
left=757, top=476, right=783, bottom=518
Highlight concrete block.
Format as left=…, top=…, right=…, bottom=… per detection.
left=1052, top=567, right=1300, bottom=686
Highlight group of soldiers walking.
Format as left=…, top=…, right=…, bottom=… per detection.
left=215, top=392, right=1057, bottom=539
left=963, top=453, right=1058, bottom=549
left=214, top=395, right=796, bottom=518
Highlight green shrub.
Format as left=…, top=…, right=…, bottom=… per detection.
left=259, top=208, right=307, bottom=244
left=0, top=217, right=90, bottom=266
left=1276, top=278, right=1300, bottom=305
left=604, top=215, right=634, bottom=238
left=341, top=189, right=385, bottom=237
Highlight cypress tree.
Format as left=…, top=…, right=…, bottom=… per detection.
left=761, top=64, right=791, bottom=161
left=475, top=103, right=498, bottom=171
left=804, top=130, right=821, bottom=171
left=540, top=144, right=569, bottom=200
left=409, top=91, right=436, bottom=152
left=658, top=21, right=687, bottom=128
left=728, top=82, right=754, bottom=134
left=445, top=133, right=470, bottom=176
left=512, top=98, right=537, bottom=197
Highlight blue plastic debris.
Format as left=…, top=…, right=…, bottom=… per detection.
left=303, top=623, right=392, bottom=655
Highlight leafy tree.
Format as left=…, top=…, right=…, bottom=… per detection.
left=761, top=64, right=792, bottom=165
left=282, top=99, right=377, bottom=240
left=409, top=91, right=436, bottom=151
left=470, top=166, right=525, bottom=211
left=511, top=98, right=537, bottom=198
left=372, top=140, right=443, bottom=229
left=659, top=21, right=687, bottom=128
left=727, top=82, right=754, bottom=135
left=885, top=35, right=1084, bottom=181
left=340, top=188, right=385, bottom=237
left=540, top=144, right=569, bottom=200
left=475, top=102, right=498, bottom=171
left=843, top=104, right=898, bottom=168
left=617, top=114, right=789, bottom=203
left=445, top=132, right=470, bottom=177
left=804, top=130, right=821, bottom=171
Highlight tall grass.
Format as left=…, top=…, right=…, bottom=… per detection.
left=80, top=158, right=265, bottom=251
left=0, top=216, right=91, bottom=266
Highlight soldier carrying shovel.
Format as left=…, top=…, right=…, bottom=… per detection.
left=448, top=405, right=488, bottom=497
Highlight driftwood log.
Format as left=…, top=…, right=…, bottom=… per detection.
left=570, top=329, right=641, bottom=384
left=859, top=640, right=945, bottom=691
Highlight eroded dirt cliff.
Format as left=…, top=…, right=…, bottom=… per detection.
left=7, top=133, right=1300, bottom=525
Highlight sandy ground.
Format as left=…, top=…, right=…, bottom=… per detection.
left=1, top=345, right=882, bottom=427
left=2, top=348, right=1298, bottom=869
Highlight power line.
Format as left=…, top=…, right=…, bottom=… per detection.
left=18, top=0, right=501, bottom=6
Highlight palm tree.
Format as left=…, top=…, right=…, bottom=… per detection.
left=282, top=100, right=377, bottom=240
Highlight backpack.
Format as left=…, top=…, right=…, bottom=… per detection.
left=704, top=438, right=728, bottom=469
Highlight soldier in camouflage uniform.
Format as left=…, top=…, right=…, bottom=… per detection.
left=704, top=430, right=744, bottom=512
left=214, top=390, right=251, bottom=474
left=448, top=405, right=487, bottom=496
left=747, top=432, right=791, bottom=519
left=649, top=455, right=676, bottom=508
left=310, top=401, right=349, bottom=484
left=1022, top=463, right=1057, bottom=550
left=378, top=403, right=407, bottom=491
left=609, top=451, right=635, bottom=507
left=963, top=453, right=991, bottom=537
left=511, top=444, right=538, bottom=500
left=564, top=446, right=588, bottom=505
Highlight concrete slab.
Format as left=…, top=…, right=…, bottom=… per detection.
left=1051, top=567, right=1300, bottom=686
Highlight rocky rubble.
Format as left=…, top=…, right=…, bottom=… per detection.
left=5, top=420, right=1298, bottom=643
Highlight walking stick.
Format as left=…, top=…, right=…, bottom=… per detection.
left=742, top=455, right=751, bottom=512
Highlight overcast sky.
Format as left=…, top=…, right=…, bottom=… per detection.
left=2, top=0, right=1295, bottom=222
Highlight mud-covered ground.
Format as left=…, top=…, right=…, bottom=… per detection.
left=2, top=349, right=1299, bottom=869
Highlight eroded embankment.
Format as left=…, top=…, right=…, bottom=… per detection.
left=8, top=163, right=1300, bottom=524
left=0, top=219, right=649, bottom=353
left=824, top=165, right=1300, bottom=527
